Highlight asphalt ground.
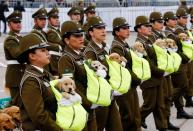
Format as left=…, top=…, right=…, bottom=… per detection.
left=0, top=32, right=193, bottom=131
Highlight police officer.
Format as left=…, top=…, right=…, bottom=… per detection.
left=163, top=11, right=180, bottom=130
left=31, top=8, right=48, bottom=42
left=135, top=15, right=167, bottom=131
left=4, top=11, right=25, bottom=106
left=58, top=21, right=97, bottom=131
left=17, top=33, right=62, bottom=131
left=83, top=5, right=96, bottom=42
left=67, top=7, right=81, bottom=23
left=47, top=7, right=62, bottom=77
left=110, top=17, right=141, bottom=131
left=173, top=8, right=193, bottom=118
left=83, top=16, right=123, bottom=131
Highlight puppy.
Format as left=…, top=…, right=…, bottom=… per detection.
left=154, top=39, right=167, bottom=49
left=56, top=77, right=76, bottom=99
left=109, top=53, right=127, bottom=67
left=133, top=41, right=147, bottom=57
left=91, top=61, right=107, bottom=78
left=178, top=33, right=189, bottom=41
left=165, top=38, right=178, bottom=49
left=2, top=106, right=21, bottom=123
left=0, top=112, right=16, bottom=130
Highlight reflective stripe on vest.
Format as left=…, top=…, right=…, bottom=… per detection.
left=188, top=30, right=193, bottom=41
left=84, top=63, right=112, bottom=106
left=129, top=50, right=151, bottom=80
left=180, top=40, right=193, bottom=60
left=105, top=55, right=131, bottom=94
left=153, top=44, right=174, bottom=73
left=168, top=51, right=182, bottom=72
left=50, top=80, right=88, bottom=131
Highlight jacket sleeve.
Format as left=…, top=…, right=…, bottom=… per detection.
left=4, top=39, right=20, bottom=58
left=47, top=31, right=61, bottom=44
left=21, top=77, right=62, bottom=131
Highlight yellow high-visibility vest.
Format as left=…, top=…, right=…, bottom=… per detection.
left=105, top=55, right=131, bottom=94
left=180, top=40, right=193, bottom=60
left=153, top=44, right=174, bottom=73
left=168, top=51, right=182, bottom=72
left=50, top=80, right=88, bottom=131
left=129, top=49, right=151, bottom=80
left=84, top=63, right=112, bottom=106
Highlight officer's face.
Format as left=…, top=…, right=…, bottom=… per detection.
left=178, top=16, right=188, bottom=26
left=49, top=16, right=59, bottom=27
left=70, top=13, right=81, bottom=22
left=166, top=19, right=177, bottom=28
left=115, top=26, right=130, bottom=40
left=152, top=20, right=164, bottom=31
left=86, top=12, right=96, bottom=19
left=29, top=48, right=50, bottom=67
left=8, top=21, right=22, bottom=33
left=34, top=18, right=47, bottom=28
left=89, top=26, right=107, bottom=43
left=138, top=25, right=152, bottom=36
left=65, top=33, right=84, bottom=50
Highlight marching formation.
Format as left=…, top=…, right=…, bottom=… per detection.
left=2, top=3, right=193, bottom=131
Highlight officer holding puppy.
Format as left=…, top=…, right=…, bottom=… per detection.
left=17, top=33, right=62, bottom=131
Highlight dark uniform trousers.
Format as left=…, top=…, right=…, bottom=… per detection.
left=84, top=40, right=123, bottom=131
left=186, top=61, right=193, bottom=96
left=110, top=37, right=141, bottom=131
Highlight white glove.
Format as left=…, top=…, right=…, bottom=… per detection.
left=112, top=90, right=123, bottom=96
left=91, top=104, right=100, bottom=109
left=163, top=72, right=170, bottom=76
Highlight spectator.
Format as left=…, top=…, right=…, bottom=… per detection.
left=0, top=0, right=9, bottom=34
left=14, top=1, right=25, bottom=12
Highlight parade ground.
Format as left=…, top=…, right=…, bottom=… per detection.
left=0, top=32, right=193, bottom=131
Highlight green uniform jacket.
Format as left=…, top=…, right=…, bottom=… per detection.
left=110, top=36, right=141, bottom=87
left=46, top=24, right=62, bottom=76
left=175, top=23, right=190, bottom=64
left=4, top=31, right=25, bottom=87
left=20, top=65, right=62, bottom=131
left=58, top=45, right=95, bottom=120
left=136, top=34, right=164, bottom=88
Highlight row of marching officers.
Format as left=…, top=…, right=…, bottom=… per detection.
left=3, top=5, right=193, bottom=131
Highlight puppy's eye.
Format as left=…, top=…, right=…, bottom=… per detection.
left=65, top=83, right=68, bottom=86
left=70, top=83, right=73, bottom=85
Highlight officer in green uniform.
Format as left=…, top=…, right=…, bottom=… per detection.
left=4, top=11, right=25, bottom=106
left=174, top=8, right=193, bottom=118
left=110, top=17, right=141, bottom=131
left=17, top=33, right=62, bottom=131
left=83, top=5, right=96, bottom=42
left=135, top=15, right=167, bottom=131
left=58, top=21, right=97, bottom=131
left=83, top=16, right=123, bottom=131
left=67, top=7, right=81, bottom=23
left=47, top=7, right=62, bottom=77
left=163, top=11, right=180, bottom=130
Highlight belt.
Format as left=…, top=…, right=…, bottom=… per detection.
left=49, top=51, right=62, bottom=56
left=7, top=60, right=20, bottom=65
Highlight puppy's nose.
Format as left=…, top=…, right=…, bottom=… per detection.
left=69, top=88, right=72, bottom=92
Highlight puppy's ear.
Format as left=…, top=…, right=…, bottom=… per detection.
left=120, top=56, right=127, bottom=63
left=56, top=81, right=62, bottom=91
left=72, top=80, right=76, bottom=90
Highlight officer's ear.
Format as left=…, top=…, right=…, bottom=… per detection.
left=64, top=38, right=70, bottom=45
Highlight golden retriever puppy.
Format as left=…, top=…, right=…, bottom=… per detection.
left=154, top=39, right=167, bottom=49
left=133, top=41, right=147, bottom=57
left=178, top=33, right=189, bottom=41
left=165, top=38, right=178, bottom=49
left=0, top=112, right=16, bottom=130
left=91, top=61, right=107, bottom=78
left=109, top=53, right=127, bottom=67
left=56, top=77, right=76, bottom=99
left=2, top=106, right=21, bottom=123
